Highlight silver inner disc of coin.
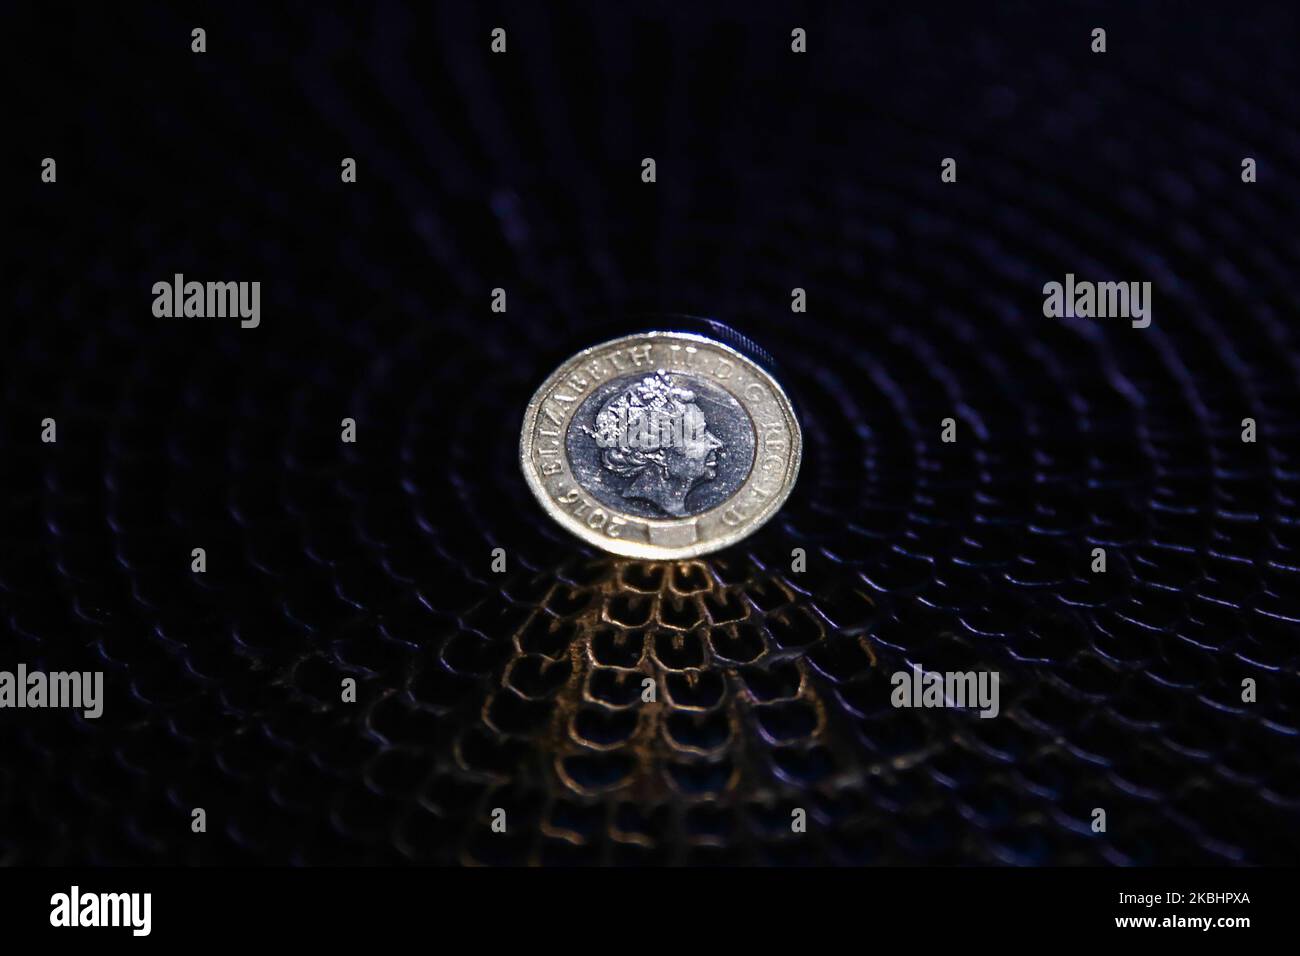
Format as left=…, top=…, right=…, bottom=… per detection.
left=565, top=371, right=757, bottom=519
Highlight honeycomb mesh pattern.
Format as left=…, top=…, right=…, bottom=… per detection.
left=1, top=1, right=1299, bottom=864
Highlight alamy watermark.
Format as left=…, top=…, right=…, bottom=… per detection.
left=0, top=665, right=103, bottom=718
left=1043, top=273, right=1151, bottom=328
left=50, top=886, right=151, bottom=936
left=152, top=273, right=260, bottom=328
left=890, top=664, right=999, bottom=718
left=583, top=373, right=711, bottom=452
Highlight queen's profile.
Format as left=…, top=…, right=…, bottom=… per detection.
left=587, top=371, right=725, bottom=517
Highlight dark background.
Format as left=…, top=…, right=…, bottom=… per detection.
left=2, top=0, right=1298, bottom=865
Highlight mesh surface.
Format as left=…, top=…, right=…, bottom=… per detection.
left=2, top=1, right=1299, bottom=864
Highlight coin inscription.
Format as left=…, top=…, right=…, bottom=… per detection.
left=520, top=331, right=801, bottom=559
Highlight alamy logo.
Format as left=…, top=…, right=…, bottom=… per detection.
left=50, top=886, right=151, bottom=936
left=1042, top=273, right=1151, bottom=328
left=152, top=273, right=261, bottom=328
left=890, top=664, right=1000, bottom=718
left=585, top=373, right=712, bottom=451
left=0, top=665, right=102, bottom=718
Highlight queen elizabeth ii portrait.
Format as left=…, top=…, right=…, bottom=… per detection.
left=586, top=371, right=726, bottom=517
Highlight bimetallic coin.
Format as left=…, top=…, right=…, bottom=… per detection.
left=520, top=331, right=801, bottom=559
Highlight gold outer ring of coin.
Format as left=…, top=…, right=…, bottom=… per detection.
left=519, top=330, right=802, bottom=559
